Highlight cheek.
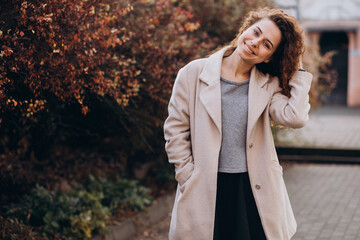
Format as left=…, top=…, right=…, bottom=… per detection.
left=263, top=49, right=275, bottom=59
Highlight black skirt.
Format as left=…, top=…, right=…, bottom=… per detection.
left=213, top=172, right=267, bottom=240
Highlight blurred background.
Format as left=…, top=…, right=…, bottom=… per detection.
left=0, top=0, right=359, bottom=239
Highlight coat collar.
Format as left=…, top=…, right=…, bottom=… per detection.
left=198, top=46, right=272, bottom=136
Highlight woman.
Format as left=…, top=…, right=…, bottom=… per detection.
left=164, top=7, right=312, bottom=240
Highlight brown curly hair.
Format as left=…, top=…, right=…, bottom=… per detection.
left=224, top=7, right=305, bottom=97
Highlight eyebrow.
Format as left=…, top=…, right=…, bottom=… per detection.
left=256, top=26, right=274, bottom=48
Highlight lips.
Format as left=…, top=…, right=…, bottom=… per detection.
left=244, top=42, right=255, bottom=55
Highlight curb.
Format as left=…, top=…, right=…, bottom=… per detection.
left=92, top=193, right=175, bottom=240
left=277, top=147, right=360, bottom=163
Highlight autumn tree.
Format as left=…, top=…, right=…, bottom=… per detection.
left=0, top=0, right=211, bottom=190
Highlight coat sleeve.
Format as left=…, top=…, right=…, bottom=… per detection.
left=269, top=71, right=313, bottom=128
left=163, top=67, right=194, bottom=186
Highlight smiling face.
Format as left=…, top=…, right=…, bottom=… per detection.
left=236, top=18, right=282, bottom=65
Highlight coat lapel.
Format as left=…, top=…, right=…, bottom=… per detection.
left=199, top=82, right=222, bottom=133
left=198, top=48, right=225, bottom=134
left=247, top=66, right=271, bottom=138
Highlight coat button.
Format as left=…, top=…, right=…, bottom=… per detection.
left=249, top=143, right=253, bottom=148
left=255, top=185, right=261, bottom=190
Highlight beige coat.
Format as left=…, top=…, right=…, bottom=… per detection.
left=164, top=47, right=312, bottom=240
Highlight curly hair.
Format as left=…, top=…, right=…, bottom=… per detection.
left=224, top=7, right=305, bottom=97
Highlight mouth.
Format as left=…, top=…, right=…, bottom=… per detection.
left=244, top=42, right=255, bottom=55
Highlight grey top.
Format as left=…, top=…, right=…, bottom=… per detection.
left=218, top=76, right=249, bottom=173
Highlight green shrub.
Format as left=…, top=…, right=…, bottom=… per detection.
left=5, top=176, right=152, bottom=239
left=86, top=175, right=152, bottom=213
left=6, top=185, right=108, bottom=239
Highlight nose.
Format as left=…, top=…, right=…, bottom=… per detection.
left=250, top=38, right=260, bottom=47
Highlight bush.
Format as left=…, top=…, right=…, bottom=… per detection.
left=5, top=176, right=152, bottom=239
left=6, top=185, right=109, bottom=239
left=0, top=0, right=211, bottom=194
left=85, top=174, right=152, bottom=213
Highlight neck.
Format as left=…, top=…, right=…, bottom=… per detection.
left=222, top=48, right=254, bottom=79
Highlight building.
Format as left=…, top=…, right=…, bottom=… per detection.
left=276, top=0, right=360, bottom=106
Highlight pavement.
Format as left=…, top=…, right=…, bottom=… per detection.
left=98, top=106, right=360, bottom=239
left=275, top=106, right=360, bottom=150
left=284, top=163, right=360, bottom=240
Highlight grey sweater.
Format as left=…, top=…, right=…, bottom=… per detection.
left=218, top=76, right=249, bottom=173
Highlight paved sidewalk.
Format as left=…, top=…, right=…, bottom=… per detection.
left=132, top=162, right=360, bottom=239
left=275, top=106, right=360, bottom=150
left=284, top=163, right=360, bottom=240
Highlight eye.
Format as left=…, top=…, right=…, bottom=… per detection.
left=264, top=42, right=270, bottom=49
left=253, top=29, right=259, bottom=36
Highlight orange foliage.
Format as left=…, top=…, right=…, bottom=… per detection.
left=0, top=0, right=216, bottom=191
left=0, top=0, right=205, bottom=118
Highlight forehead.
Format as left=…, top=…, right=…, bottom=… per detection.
left=251, top=18, right=282, bottom=47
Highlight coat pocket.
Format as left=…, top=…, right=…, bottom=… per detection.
left=176, top=162, right=194, bottom=193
